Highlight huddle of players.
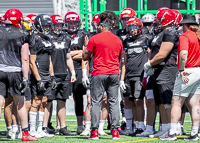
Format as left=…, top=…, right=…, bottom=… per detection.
left=0, top=6, right=194, bottom=141
left=116, top=7, right=187, bottom=139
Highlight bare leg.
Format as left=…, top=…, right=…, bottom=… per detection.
left=4, top=95, right=13, bottom=127
left=13, top=95, right=28, bottom=129
left=84, top=94, right=91, bottom=122
left=57, top=100, right=66, bottom=127
left=146, top=99, right=156, bottom=126
left=43, top=101, right=52, bottom=127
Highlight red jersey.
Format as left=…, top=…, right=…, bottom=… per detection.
left=86, top=31, right=123, bottom=75
left=178, top=30, right=200, bottom=68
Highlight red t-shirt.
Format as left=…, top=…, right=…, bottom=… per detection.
left=178, top=30, right=200, bottom=68
left=86, top=31, right=123, bottom=75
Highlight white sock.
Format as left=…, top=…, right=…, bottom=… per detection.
left=29, top=111, right=37, bottom=132
left=61, top=126, right=66, bottom=128
left=159, top=124, right=162, bottom=131
left=12, top=124, right=19, bottom=132
left=135, top=121, right=139, bottom=129
left=36, top=111, right=44, bottom=132
left=99, top=120, right=105, bottom=131
left=85, top=121, right=91, bottom=130
left=7, top=126, right=12, bottom=131
left=122, top=117, right=126, bottom=122
left=191, top=126, right=198, bottom=136
left=168, top=123, right=171, bottom=130
left=162, top=124, right=168, bottom=131
left=169, top=123, right=178, bottom=135
left=126, top=120, right=132, bottom=130
left=144, top=121, right=146, bottom=127
left=144, top=108, right=147, bottom=118
left=146, top=125, right=154, bottom=132
left=139, top=122, right=145, bottom=130
left=56, top=126, right=60, bottom=129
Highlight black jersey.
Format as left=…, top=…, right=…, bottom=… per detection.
left=123, top=36, right=149, bottom=79
left=142, top=27, right=154, bottom=44
left=0, top=26, right=28, bottom=72
left=116, top=29, right=128, bottom=42
left=50, top=33, right=71, bottom=76
left=29, top=33, right=54, bottom=74
left=150, top=28, right=179, bottom=68
left=66, top=29, right=90, bottom=70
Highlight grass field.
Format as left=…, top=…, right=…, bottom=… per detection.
left=0, top=114, right=198, bottom=143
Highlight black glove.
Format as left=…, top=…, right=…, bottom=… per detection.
left=37, top=80, right=46, bottom=93
left=51, top=76, right=57, bottom=90
left=20, top=77, right=29, bottom=93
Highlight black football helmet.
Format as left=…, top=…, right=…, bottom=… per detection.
left=34, top=14, right=52, bottom=35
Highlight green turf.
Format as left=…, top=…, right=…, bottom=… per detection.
left=0, top=115, right=198, bottom=143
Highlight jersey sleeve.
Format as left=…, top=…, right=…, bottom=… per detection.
left=163, top=29, right=178, bottom=44
left=29, top=35, right=37, bottom=55
left=86, top=36, right=95, bottom=52
left=178, top=35, right=189, bottom=52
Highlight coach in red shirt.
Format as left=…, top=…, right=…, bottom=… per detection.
left=82, top=12, right=123, bottom=140
left=160, top=14, right=200, bottom=141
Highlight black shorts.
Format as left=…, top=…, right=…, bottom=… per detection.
left=48, top=75, right=70, bottom=100
left=71, top=69, right=86, bottom=96
left=30, top=73, right=52, bottom=96
left=0, top=71, right=30, bottom=97
left=123, top=77, right=145, bottom=101
left=150, top=66, right=177, bottom=105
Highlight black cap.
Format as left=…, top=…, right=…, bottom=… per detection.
left=179, top=14, right=198, bottom=25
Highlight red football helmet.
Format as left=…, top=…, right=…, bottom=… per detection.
left=156, top=8, right=175, bottom=27
left=120, top=8, right=136, bottom=28
left=4, top=8, right=23, bottom=28
left=91, top=14, right=100, bottom=31
left=171, top=9, right=182, bottom=26
left=50, top=15, right=64, bottom=34
left=26, top=14, right=37, bottom=22
left=65, top=12, right=80, bottom=33
left=126, top=17, right=143, bottom=37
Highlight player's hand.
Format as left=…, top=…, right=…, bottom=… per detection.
left=71, top=75, right=76, bottom=83
left=180, top=71, right=190, bottom=82
left=20, top=77, right=29, bottom=93
left=120, top=81, right=126, bottom=93
left=146, top=67, right=154, bottom=76
left=51, top=76, right=57, bottom=90
left=142, top=77, right=147, bottom=89
left=37, top=80, right=46, bottom=92
left=82, top=69, right=90, bottom=88
left=144, top=61, right=152, bottom=72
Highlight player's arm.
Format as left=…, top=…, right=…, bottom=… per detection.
left=21, top=43, right=29, bottom=79
left=30, top=55, right=41, bottom=81
left=150, top=42, right=174, bottom=66
left=49, top=56, right=54, bottom=76
left=72, top=50, right=83, bottom=60
left=67, top=53, right=76, bottom=82
left=147, top=47, right=151, bottom=61
left=120, top=53, right=127, bottom=81
left=70, top=50, right=83, bottom=58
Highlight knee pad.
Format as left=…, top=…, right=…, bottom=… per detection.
left=145, top=90, right=154, bottom=100
left=124, top=109, right=133, bottom=119
left=164, top=104, right=171, bottom=109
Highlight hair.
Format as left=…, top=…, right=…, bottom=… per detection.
left=98, top=11, right=115, bottom=29
left=189, top=24, right=200, bottom=42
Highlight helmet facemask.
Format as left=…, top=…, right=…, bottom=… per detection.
left=65, top=20, right=80, bottom=33
left=52, top=23, right=63, bottom=35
